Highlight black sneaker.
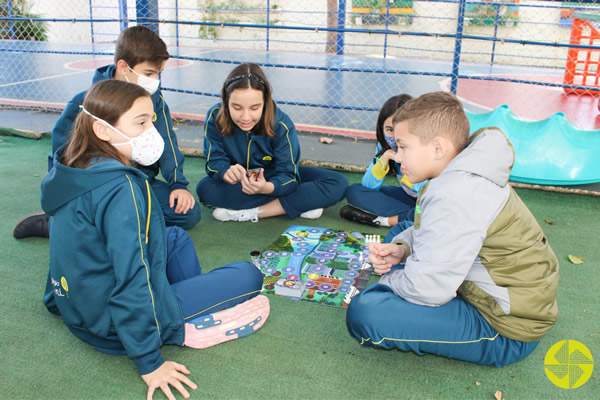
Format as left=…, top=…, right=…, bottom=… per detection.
left=13, top=211, right=50, bottom=239
left=339, top=204, right=380, bottom=227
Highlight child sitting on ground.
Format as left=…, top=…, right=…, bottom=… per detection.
left=41, top=80, right=269, bottom=399
left=14, top=25, right=200, bottom=239
left=346, top=91, right=559, bottom=367
left=339, top=94, right=425, bottom=242
left=196, top=62, right=348, bottom=222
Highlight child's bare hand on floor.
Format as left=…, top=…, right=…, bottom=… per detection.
left=142, top=361, right=197, bottom=400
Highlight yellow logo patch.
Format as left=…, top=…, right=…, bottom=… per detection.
left=60, top=276, right=69, bottom=292
left=262, top=155, right=272, bottom=161
left=61, top=276, right=69, bottom=298
left=152, top=113, right=157, bottom=122
left=544, top=340, right=594, bottom=389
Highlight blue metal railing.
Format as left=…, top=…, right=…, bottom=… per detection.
left=3, top=0, right=600, bottom=116
left=79, top=1, right=600, bottom=60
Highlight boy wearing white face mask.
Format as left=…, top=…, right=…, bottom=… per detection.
left=13, top=25, right=201, bottom=239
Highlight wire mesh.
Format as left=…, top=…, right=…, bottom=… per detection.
left=1, top=0, right=600, bottom=133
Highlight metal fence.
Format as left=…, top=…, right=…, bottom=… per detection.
left=1, top=0, right=600, bottom=133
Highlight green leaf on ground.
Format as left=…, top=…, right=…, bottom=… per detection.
left=568, top=254, right=584, bottom=264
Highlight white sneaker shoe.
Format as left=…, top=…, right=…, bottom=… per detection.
left=299, top=208, right=323, bottom=219
left=213, top=207, right=259, bottom=222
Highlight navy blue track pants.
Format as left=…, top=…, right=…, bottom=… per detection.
left=196, top=166, right=348, bottom=218
left=165, top=226, right=262, bottom=321
left=346, top=283, right=539, bottom=367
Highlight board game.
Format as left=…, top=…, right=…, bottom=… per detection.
left=256, top=225, right=378, bottom=308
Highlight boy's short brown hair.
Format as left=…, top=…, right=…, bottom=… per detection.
left=393, top=91, right=470, bottom=152
left=114, top=26, right=169, bottom=69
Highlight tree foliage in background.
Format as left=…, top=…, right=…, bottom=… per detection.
left=197, top=0, right=279, bottom=39
left=0, top=0, right=47, bottom=41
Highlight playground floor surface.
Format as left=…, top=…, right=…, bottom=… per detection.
left=0, top=133, right=598, bottom=399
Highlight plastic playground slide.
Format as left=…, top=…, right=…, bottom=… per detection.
left=466, top=105, right=600, bottom=185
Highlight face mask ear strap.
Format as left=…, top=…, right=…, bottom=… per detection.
left=80, top=105, right=130, bottom=143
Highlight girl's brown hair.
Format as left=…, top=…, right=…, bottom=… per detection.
left=216, top=63, right=276, bottom=137
left=375, top=94, right=412, bottom=175
left=61, top=80, right=150, bottom=169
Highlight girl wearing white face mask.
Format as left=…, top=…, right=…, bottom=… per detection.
left=41, top=80, right=270, bottom=400
left=79, top=103, right=165, bottom=166
left=339, top=94, right=426, bottom=243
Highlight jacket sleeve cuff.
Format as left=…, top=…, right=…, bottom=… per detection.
left=391, top=240, right=411, bottom=263
left=215, top=168, right=227, bottom=181
left=270, top=181, right=282, bottom=197
left=371, top=161, right=389, bottom=180
left=169, top=183, right=187, bottom=191
left=133, top=350, right=165, bottom=376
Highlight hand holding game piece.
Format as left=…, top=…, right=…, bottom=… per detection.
left=223, top=164, right=246, bottom=185
left=360, top=235, right=380, bottom=270
left=368, top=242, right=405, bottom=275
left=246, top=168, right=261, bottom=180
left=241, top=168, right=274, bottom=195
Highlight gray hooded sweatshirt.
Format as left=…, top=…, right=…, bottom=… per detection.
left=380, top=128, right=559, bottom=342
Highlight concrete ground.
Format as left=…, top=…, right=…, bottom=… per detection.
left=0, top=108, right=375, bottom=170
left=2, top=107, right=599, bottom=194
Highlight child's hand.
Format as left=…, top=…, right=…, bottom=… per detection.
left=223, top=164, right=246, bottom=185
left=169, top=189, right=196, bottom=214
left=240, top=168, right=274, bottom=195
left=368, top=242, right=406, bottom=275
left=381, top=149, right=396, bottom=164
left=142, top=361, right=197, bottom=400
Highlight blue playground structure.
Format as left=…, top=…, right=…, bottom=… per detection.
left=467, top=105, right=600, bottom=186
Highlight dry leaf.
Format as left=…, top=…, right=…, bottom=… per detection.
left=495, top=390, right=502, bottom=400
left=544, top=219, right=554, bottom=225
left=475, top=381, right=481, bottom=386
left=319, top=137, right=333, bottom=144
left=568, top=254, right=584, bottom=265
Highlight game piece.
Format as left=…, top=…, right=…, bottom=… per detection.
left=257, top=225, right=375, bottom=308
left=246, top=168, right=261, bottom=179
left=250, top=250, right=261, bottom=269
left=274, top=278, right=306, bottom=298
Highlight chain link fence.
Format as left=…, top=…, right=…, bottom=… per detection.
left=2, top=0, right=600, bottom=133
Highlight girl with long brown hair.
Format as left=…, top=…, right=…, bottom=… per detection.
left=41, top=79, right=269, bottom=400
left=197, top=63, right=348, bottom=222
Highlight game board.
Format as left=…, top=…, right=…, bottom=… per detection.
left=256, top=225, right=378, bottom=308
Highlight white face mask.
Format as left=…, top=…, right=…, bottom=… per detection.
left=126, top=65, right=160, bottom=95
left=81, top=106, right=165, bottom=166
